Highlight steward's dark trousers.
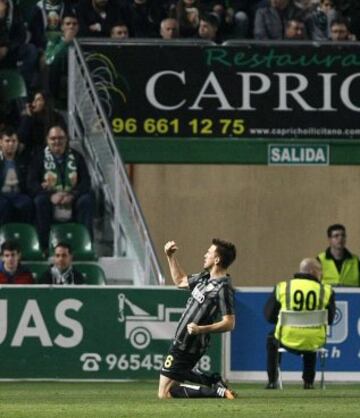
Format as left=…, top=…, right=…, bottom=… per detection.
left=266, top=332, right=316, bottom=384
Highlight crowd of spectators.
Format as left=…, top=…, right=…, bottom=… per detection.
left=0, top=239, right=86, bottom=284
left=0, top=0, right=358, bottom=103
left=0, top=0, right=359, bottom=281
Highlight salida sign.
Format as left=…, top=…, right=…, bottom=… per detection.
left=82, top=41, right=360, bottom=139
left=268, top=144, right=329, bottom=165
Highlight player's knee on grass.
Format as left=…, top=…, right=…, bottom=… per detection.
left=158, top=377, right=173, bottom=399
left=158, top=387, right=171, bottom=399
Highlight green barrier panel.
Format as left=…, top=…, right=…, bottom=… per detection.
left=115, top=137, right=360, bottom=165
left=0, top=286, right=221, bottom=380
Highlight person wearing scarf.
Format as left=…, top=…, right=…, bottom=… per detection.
left=28, top=0, right=75, bottom=49
left=27, top=125, right=94, bottom=252
left=40, top=242, right=84, bottom=284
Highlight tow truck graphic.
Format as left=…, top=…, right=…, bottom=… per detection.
left=118, top=293, right=184, bottom=349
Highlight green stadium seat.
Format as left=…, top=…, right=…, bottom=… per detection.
left=0, top=69, right=27, bottom=103
left=74, top=263, right=107, bottom=285
left=49, top=223, right=97, bottom=261
left=0, top=223, right=45, bottom=261
left=23, top=262, right=48, bottom=283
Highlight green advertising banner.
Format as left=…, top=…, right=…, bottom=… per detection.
left=0, top=286, right=221, bottom=380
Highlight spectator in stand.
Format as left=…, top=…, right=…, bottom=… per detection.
left=254, top=0, right=306, bottom=40
left=0, top=0, right=39, bottom=91
left=27, top=125, right=94, bottom=251
left=170, top=0, right=201, bottom=38
left=28, top=0, right=75, bottom=50
left=76, top=0, right=126, bottom=37
left=0, top=127, right=33, bottom=224
left=44, top=13, right=79, bottom=104
left=18, top=91, right=65, bottom=158
left=41, top=242, right=85, bottom=284
left=198, top=13, right=221, bottom=43
left=284, top=17, right=307, bottom=39
left=329, top=17, right=355, bottom=40
left=223, top=1, right=250, bottom=38
left=160, top=17, right=180, bottom=39
left=122, top=0, right=164, bottom=38
left=336, top=0, right=360, bottom=41
left=110, top=21, right=130, bottom=39
left=219, top=0, right=269, bottom=39
left=209, top=2, right=234, bottom=40
left=0, top=240, right=34, bottom=284
left=306, top=0, right=338, bottom=40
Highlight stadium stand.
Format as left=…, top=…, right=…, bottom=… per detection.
left=48, top=223, right=97, bottom=261
left=8, top=0, right=359, bottom=285
left=0, top=69, right=27, bottom=102
left=73, top=262, right=107, bottom=285
left=23, top=261, right=48, bottom=283
left=0, top=223, right=45, bottom=261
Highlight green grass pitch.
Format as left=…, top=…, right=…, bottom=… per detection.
left=0, top=382, right=359, bottom=418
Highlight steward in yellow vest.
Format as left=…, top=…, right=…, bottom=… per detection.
left=318, top=250, right=359, bottom=287
left=264, top=258, right=336, bottom=389
left=317, top=224, right=360, bottom=287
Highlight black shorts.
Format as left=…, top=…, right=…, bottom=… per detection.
left=160, top=346, right=202, bottom=381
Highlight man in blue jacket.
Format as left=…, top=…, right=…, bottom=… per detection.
left=0, top=127, right=33, bottom=224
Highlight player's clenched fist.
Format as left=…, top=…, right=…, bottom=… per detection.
left=187, top=322, right=200, bottom=335
left=164, top=241, right=178, bottom=256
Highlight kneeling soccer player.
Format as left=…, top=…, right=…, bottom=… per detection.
left=158, top=239, right=237, bottom=400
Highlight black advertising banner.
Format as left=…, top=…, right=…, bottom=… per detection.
left=81, top=41, right=360, bottom=139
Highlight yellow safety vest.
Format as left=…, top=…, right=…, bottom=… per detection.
left=318, top=252, right=359, bottom=287
left=274, top=278, right=332, bottom=351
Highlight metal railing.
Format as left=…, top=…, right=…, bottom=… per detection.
left=68, top=39, right=164, bottom=285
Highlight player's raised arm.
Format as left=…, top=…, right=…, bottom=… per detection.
left=164, top=241, right=188, bottom=288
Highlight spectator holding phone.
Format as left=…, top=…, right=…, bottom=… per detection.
left=18, top=91, right=65, bottom=158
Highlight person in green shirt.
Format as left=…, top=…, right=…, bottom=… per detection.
left=44, top=12, right=79, bottom=103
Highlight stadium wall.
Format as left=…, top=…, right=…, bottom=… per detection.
left=133, top=164, right=360, bottom=286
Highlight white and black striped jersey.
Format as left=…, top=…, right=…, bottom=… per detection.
left=173, top=271, right=235, bottom=354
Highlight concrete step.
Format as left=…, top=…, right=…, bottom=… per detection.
left=98, top=256, right=137, bottom=285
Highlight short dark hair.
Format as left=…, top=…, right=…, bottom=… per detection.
left=47, top=124, right=68, bottom=138
left=111, top=20, right=128, bottom=29
left=212, top=238, right=236, bottom=269
left=62, top=11, right=78, bottom=21
left=330, top=17, right=350, bottom=30
left=327, top=224, right=346, bottom=237
left=286, top=17, right=305, bottom=27
left=55, top=242, right=73, bottom=254
left=200, top=13, right=220, bottom=28
left=1, top=240, right=21, bottom=254
left=0, top=126, right=16, bottom=139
